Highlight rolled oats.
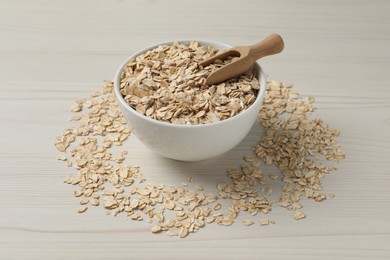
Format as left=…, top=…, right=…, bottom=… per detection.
left=119, top=41, right=260, bottom=125
left=56, top=77, right=344, bottom=238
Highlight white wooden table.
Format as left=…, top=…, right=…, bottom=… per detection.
left=1, top=0, right=389, bottom=259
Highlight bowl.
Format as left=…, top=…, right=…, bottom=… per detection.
left=114, top=40, right=266, bottom=162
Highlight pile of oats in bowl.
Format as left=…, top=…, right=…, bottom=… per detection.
left=119, top=41, right=260, bottom=125
left=55, top=77, right=345, bottom=238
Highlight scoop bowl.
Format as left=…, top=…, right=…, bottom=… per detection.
left=114, top=40, right=266, bottom=162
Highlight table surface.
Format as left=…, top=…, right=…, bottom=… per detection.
left=1, top=0, right=389, bottom=259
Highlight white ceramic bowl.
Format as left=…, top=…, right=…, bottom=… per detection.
left=114, top=40, right=266, bottom=162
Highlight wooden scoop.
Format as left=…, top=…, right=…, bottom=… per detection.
left=200, top=34, right=284, bottom=85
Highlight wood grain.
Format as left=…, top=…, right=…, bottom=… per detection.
left=0, top=0, right=389, bottom=259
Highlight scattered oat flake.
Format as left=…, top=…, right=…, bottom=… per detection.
left=221, top=218, right=234, bottom=226
left=80, top=198, right=89, bottom=205
left=151, top=225, right=162, bottom=233
left=293, top=212, right=306, bottom=220
left=260, top=219, right=269, bottom=226
left=77, top=206, right=87, bottom=213
left=243, top=220, right=254, bottom=226
left=178, top=226, right=189, bottom=238
left=57, top=73, right=345, bottom=239
left=166, top=230, right=178, bottom=237
left=90, top=199, right=99, bottom=206
left=164, top=199, right=175, bottom=210
left=204, top=216, right=215, bottom=223
left=70, top=103, right=82, bottom=112
left=213, top=203, right=221, bottom=210
left=57, top=155, right=67, bottom=161
left=74, top=190, right=82, bottom=197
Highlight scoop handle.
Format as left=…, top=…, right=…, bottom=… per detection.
left=249, top=34, right=284, bottom=61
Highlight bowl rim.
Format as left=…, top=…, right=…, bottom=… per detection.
left=114, top=39, right=266, bottom=129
